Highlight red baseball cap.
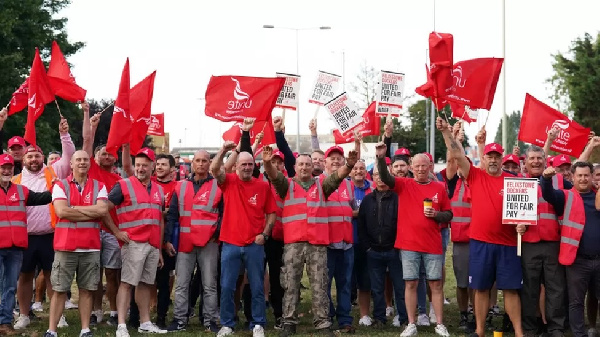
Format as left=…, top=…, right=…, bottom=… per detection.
left=0, top=154, right=14, bottom=166
left=424, top=152, right=433, bottom=163
left=293, top=152, right=299, bottom=158
left=135, top=148, right=156, bottom=162
left=385, top=157, right=391, bottom=165
left=8, top=136, right=26, bottom=148
left=394, top=148, right=411, bottom=156
left=484, top=143, right=504, bottom=155
left=325, top=146, right=344, bottom=158
left=553, top=154, right=571, bottom=168
left=502, top=154, right=520, bottom=166
left=273, top=150, right=285, bottom=161
left=546, top=156, right=554, bottom=167
left=24, top=145, right=43, bottom=154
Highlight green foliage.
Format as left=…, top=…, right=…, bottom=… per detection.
left=494, top=110, right=528, bottom=154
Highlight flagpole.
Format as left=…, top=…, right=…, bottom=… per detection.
left=501, top=0, right=507, bottom=150
left=3, top=102, right=9, bottom=110
left=54, top=100, right=63, bottom=119
left=99, top=102, right=114, bottom=114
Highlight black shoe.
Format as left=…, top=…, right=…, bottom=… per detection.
left=156, top=316, right=166, bottom=329
left=81, top=332, right=93, bottom=337
left=501, top=313, right=514, bottom=333
left=274, top=317, right=283, bottom=330
left=205, top=321, right=220, bottom=333
left=106, top=315, right=118, bottom=326
left=29, top=310, right=40, bottom=321
left=43, top=333, right=55, bottom=337
left=279, top=324, right=296, bottom=337
left=459, top=314, right=469, bottom=331
left=166, top=320, right=186, bottom=332
left=89, top=314, right=98, bottom=327
left=336, top=325, right=356, bottom=334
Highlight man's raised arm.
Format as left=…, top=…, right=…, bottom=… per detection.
left=210, top=141, right=237, bottom=185
left=437, top=117, right=471, bottom=179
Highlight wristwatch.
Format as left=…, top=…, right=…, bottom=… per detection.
left=260, top=232, right=270, bottom=241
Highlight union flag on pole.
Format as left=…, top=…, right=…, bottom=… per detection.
left=24, top=48, right=55, bottom=146
left=333, top=102, right=381, bottom=144
left=147, top=113, right=165, bottom=136
left=445, top=58, right=503, bottom=110
left=106, top=58, right=131, bottom=157
left=129, top=71, right=156, bottom=153
left=8, top=78, right=29, bottom=116
left=47, top=41, right=86, bottom=103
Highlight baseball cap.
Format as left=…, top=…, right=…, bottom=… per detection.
left=0, top=154, right=14, bottom=166
left=273, top=150, right=285, bottom=161
left=394, top=148, right=411, bottom=156
left=424, top=152, right=433, bottom=163
left=293, top=152, right=299, bottom=158
left=24, top=145, right=43, bottom=154
left=385, top=157, right=391, bottom=165
left=483, top=143, right=504, bottom=155
left=502, top=154, right=520, bottom=166
left=325, top=146, right=344, bottom=158
left=8, top=136, right=26, bottom=148
left=135, top=148, right=156, bottom=162
left=553, top=154, right=572, bottom=168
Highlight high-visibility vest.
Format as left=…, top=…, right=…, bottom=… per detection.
left=324, top=177, right=354, bottom=244
left=552, top=174, right=565, bottom=190
left=13, top=166, right=58, bottom=228
left=558, top=189, right=586, bottom=266
left=450, top=179, right=471, bottom=243
left=523, top=184, right=560, bottom=242
left=116, top=178, right=164, bottom=248
left=176, top=179, right=222, bottom=252
left=53, top=178, right=103, bottom=251
left=261, top=173, right=284, bottom=241
left=0, top=184, right=29, bottom=249
left=281, top=178, right=329, bottom=245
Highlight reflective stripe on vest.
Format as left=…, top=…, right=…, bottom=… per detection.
left=450, top=181, right=471, bottom=208
left=120, top=218, right=160, bottom=229
left=0, top=221, right=26, bottom=227
left=192, top=180, right=219, bottom=213
left=282, top=178, right=326, bottom=222
left=117, top=179, right=163, bottom=214
left=561, top=193, right=585, bottom=231
left=58, top=179, right=100, bottom=230
left=178, top=181, right=191, bottom=217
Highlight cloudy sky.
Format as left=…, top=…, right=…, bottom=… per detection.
left=61, top=0, right=600, bottom=150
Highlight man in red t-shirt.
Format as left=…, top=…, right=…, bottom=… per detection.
left=375, top=149, right=453, bottom=337
left=210, top=141, right=277, bottom=337
left=437, top=117, right=524, bottom=337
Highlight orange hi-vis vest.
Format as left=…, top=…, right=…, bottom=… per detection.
left=558, top=189, right=586, bottom=266
left=450, top=179, right=471, bottom=243
left=116, top=178, right=164, bottom=248
left=523, top=183, right=560, bottom=243
left=54, top=178, right=103, bottom=251
left=261, top=173, right=284, bottom=241
left=12, top=166, right=57, bottom=228
left=0, top=184, right=29, bottom=249
left=282, top=178, right=329, bottom=245
left=176, top=179, right=222, bottom=252
left=323, top=177, right=354, bottom=244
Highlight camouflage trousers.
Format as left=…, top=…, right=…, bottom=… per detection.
left=281, top=242, right=331, bottom=329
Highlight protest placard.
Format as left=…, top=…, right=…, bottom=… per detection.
left=325, top=92, right=363, bottom=134
left=375, top=70, right=405, bottom=117
left=502, top=177, right=538, bottom=256
left=308, top=71, right=341, bottom=106
left=275, top=73, right=300, bottom=110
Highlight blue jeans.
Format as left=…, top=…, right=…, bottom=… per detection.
left=367, top=249, right=407, bottom=324
left=417, top=267, right=427, bottom=314
left=0, top=248, right=23, bottom=324
left=220, top=243, right=265, bottom=329
left=327, top=247, right=354, bottom=327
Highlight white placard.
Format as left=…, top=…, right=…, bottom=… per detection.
left=502, top=177, right=538, bottom=226
left=275, top=73, right=300, bottom=110
left=309, top=71, right=341, bottom=106
left=325, top=92, right=363, bottom=134
left=375, top=70, right=405, bottom=116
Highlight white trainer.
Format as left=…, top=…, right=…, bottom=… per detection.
left=386, top=306, right=394, bottom=317
left=13, top=315, right=30, bottom=330
left=392, top=315, right=401, bottom=327
left=138, top=322, right=167, bottom=334
left=31, top=302, right=43, bottom=312
left=358, top=315, right=373, bottom=326
left=65, top=299, right=78, bottom=309
left=57, top=315, right=69, bottom=328
left=416, top=313, right=430, bottom=326
left=116, top=325, right=130, bottom=337
left=400, top=323, right=418, bottom=336
left=252, top=325, right=265, bottom=337
left=429, top=308, right=437, bottom=324
left=217, top=326, right=234, bottom=337
left=435, top=323, right=450, bottom=337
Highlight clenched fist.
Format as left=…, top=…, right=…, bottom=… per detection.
left=346, top=150, right=358, bottom=168
left=543, top=167, right=556, bottom=179
left=242, top=118, right=255, bottom=132
left=273, top=116, right=283, bottom=132
left=436, top=117, right=449, bottom=132
left=222, top=141, right=237, bottom=152
left=375, top=142, right=387, bottom=158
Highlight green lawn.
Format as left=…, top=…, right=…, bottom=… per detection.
left=24, top=245, right=521, bottom=336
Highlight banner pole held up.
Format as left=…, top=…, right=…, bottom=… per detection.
left=313, top=105, right=320, bottom=119
left=54, top=100, right=63, bottom=119
left=281, top=108, right=286, bottom=128
left=517, top=233, right=522, bottom=256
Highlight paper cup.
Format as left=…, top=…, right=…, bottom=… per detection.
left=423, top=200, right=433, bottom=211
left=493, top=331, right=503, bottom=337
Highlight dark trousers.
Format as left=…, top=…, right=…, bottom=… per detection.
left=367, top=249, right=407, bottom=324
left=156, top=252, right=177, bottom=320
left=566, top=255, right=600, bottom=337
left=521, top=241, right=566, bottom=332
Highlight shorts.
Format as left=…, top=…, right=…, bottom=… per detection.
left=353, top=246, right=370, bottom=291
left=400, top=250, right=443, bottom=281
left=51, top=251, right=101, bottom=292
left=468, top=239, right=522, bottom=290
left=452, top=242, right=470, bottom=288
left=121, top=241, right=159, bottom=286
left=21, top=233, right=55, bottom=273
left=101, top=231, right=122, bottom=269
left=441, top=227, right=450, bottom=265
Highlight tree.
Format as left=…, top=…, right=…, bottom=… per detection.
left=0, top=0, right=84, bottom=151
left=493, top=111, right=528, bottom=154
left=348, top=61, right=377, bottom=109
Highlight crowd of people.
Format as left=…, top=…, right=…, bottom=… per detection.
left=0, top=102, right=599, bottom=337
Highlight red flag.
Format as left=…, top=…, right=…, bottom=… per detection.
left=24, top=48, right=55, bottom=146
left=47, top=41, right=86, bottom=102
left=106, top=59, right=131, bottom=157
left=8, top=78, right=29, bottom=116
left=205, top=76, right=285, bottom=122
left=221, top=120, right=276, bottom=151
left=333, top=102, right=381, bottom=144
left=518, top=94, right=590, bottom=157
left=445, top=58, right=503, bottom=110
left=428, top=32, right=454, bottom=98
left=129, top=71, right=157, bottom=153
left=449, top=101, right=478, bottom=123
left=147, top=113, right=165, bottom=136
left=415, top=64, right=448, bottom=110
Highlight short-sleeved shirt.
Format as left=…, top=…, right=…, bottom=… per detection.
left=392, top=177, right=451, bottom=254
left=466, top=164, right=516, bottom=246
left=219, top=173, right=278, bottom=246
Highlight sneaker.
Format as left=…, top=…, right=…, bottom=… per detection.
left=93, top=310, right=104, bottom=323
left=138, top=322, right=167, bottom=334
left=217, top=326, right=234, bottom=337
left=116, top=325, right=130, bottom=337
left=81, top=332, right=94, bottom=337
left=166, top=320, right=186, bottom=332
left=417, top=313, right=430, bottom=326
left=274, top=317, right=283, bottom=330
left=386, top=306, right=394, bottom=317
left=336, top=325, right=355, bottom=333
left=29, top=309, right=40, bottom=321
left=156, top=317, right=166, bottom=330
left=444, top=298, right=451, bottom=305
left=107, top=315, right=118, bottom=326
left=400, top=323, right=418, bottom=337
left=90, top=314, right=98, bottom=327
left=589, top=328, right=599, bottom=337
left=32, top=302, right=43, bottom=312
left=44, top=332, right=56, bottom=337
left=65, top=299, right=78, bottom=309
left=429, top=308, right=437, bottom=324
left=279, top=324, right=296, bottom=337
left=458, top=314, right=469, bottom=331
left=392, top=315, right=401, bottom=327
left=491, top=305, right=501, bottom=316
left=205, top=321, right=220, bottom=333
left=14, top=315, right=30, bottom=330
left=468, top=304, right=474, bottom=314
left=435, top=323, right=450, bottom=337
left=58, top=315, right=69, bottom=328
left=253, top=325, right=265, bottom=337
left=359, top=315, right=373, bottom=327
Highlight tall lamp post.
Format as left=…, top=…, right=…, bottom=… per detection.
left=263, top=25, right=331, bottom=152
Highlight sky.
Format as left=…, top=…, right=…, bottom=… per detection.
left=61, top=0, right=600, bottom=151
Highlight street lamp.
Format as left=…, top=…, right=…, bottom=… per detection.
left=263, top=25, right=331, bottom=152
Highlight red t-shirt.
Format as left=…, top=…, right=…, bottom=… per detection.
left=88, top=160, right=123, bottom=231
left=219, top=173, right=278, bottom=246
left=466, top=164, right=517, bottom=246
left=152, top=177, right=177, bottom=206
left=393, top=177, right=451, bottom=254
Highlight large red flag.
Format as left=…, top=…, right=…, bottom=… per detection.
left=333, top=102, right=381, bottom=144
left=106, top=59, right=131, bottom=157
left=205, top=76, right=285, bottom=122
left=129, top=71, right=157, bottom=153
left=8, top=78, right=29, bottom=116
left=415, top=64, right=448, bottom=110
left=445, top=58, right=503, bottom=110
left=449, top=101, right=477, bottom=123
left=24, top=48, right=55, bottom=146
left=147, top=113, right=165, bottom=136
left=47, top=41, right=86, bottom=102
left=518, top=94, right=590, bottom=157
left=428, top=32, right=454, bottom=98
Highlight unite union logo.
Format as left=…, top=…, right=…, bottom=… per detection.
left=227, top=78, right=253, bottom=113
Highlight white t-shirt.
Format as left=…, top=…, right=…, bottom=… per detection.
left=52, top=182, right=108, bottom=252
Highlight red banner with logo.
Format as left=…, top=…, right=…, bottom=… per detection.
left=8, top=78, right=29, bottom=116
left=333, top=102, right=381, bottom=144
left=518, top=94, right=590, bottom=157
left=445, top=58, right=503, bottom=110
left=222, top=120, right=276, bottom=150
left=147, top=113, right=164, bottom=136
